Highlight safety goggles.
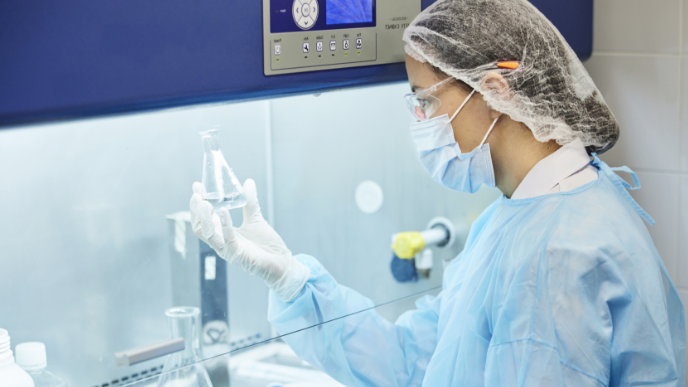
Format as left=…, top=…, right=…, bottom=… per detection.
left=403, top=61, right=520, bottom=121
left=403, top=77, right=454, bottom=121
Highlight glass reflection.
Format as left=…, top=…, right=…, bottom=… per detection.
left=118, top=286, right=439, bottom=387
left=0, top=84, right=497, bottom=387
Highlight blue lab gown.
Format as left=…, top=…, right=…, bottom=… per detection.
left=268, top=157, right=686, bottom=387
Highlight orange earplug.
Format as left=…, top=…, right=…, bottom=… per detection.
left=497, top=61, right=520, bottom=69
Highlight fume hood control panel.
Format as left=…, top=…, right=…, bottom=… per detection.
left=263, top=0, right=420, bottom=76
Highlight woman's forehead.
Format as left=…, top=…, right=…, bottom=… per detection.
left=406, top=56, right=444, bottom=91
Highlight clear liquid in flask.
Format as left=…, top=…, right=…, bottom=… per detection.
left=199, top=129, right=247, bottom=210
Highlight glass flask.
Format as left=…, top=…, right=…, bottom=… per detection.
left=199, top=129, right=247, bottom=210
left=157, top=307, right=213, bottom=387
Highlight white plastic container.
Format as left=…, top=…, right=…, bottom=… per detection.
left=0, top=329, right=35, bottom=387
left=15, top=342, right=66, bottom=387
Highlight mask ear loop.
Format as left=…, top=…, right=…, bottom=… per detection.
left=479, top=115, right=500, bottom=147
left=449, top=89, right=477, bottom=122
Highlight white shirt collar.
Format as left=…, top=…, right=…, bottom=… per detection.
left=510, top=139, right=594, bottom=200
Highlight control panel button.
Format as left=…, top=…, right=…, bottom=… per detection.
left=267, top=30, right=377, bottom=74
left=309, top=0, right=319, bottom=21
left=293, top=0, right=318, bottom=30
left=274, top=44, right=281, bottom=56
left=303, top=18, right=313, bottom=28
left=356, top=38, right=362, bottom=49
left=292, top=0, right=303, bottom=22
left=297, top=15, right=316, bottom=29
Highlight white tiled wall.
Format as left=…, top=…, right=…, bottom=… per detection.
left=680, top=176, right=688, bottom=286
left=593, top=0, right=681, bottom=54
left=585, top=0, right=687, bottom=338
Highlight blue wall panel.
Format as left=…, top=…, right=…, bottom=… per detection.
left=0, top=0, right=592, bottom=128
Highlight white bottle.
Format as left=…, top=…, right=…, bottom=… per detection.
left=0, top=329, right=35, bottom=387
left=15, top=343, right=66, bottom=387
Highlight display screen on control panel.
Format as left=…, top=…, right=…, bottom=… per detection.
left=326, top=0, right=373, bottom=24
left=270, top=0, right=376, bottom=33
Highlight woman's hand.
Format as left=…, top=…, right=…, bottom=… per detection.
left=189, top=179, right=309, bottom=302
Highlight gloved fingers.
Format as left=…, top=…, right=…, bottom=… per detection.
left=206, top=210, right=226, bottom=254
left=192, top=189, right=228, bottom=256
left=192, top=181, right=205, bottom=196
left=199, top=201, right=221, bottom=246
left=190, top=193, right=206, bottom=241
left=190, top=182, right=207, bottom=240
left=242, top=178, right=264, bottom=223
left=218, top=208, right=237, bottom=248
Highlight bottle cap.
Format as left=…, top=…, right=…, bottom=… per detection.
left=15, top=342, right=47, bottom=370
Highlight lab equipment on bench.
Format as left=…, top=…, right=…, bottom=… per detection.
left=0, top=329, right=35, bottom=387
left=113, top=212, right=233, bottom=387
left=200, top=129, right=247, bottom=210
left=15, top=343, right=66, bottom=387
left=391, top=217, right=455, bottom=259
left=167, top=211, right=233, bottom=387
left=157, top=307, right=213, bottom=387
left=390, top=217, right=463, bottom=281
left=114, top=339, right=185, bottom=368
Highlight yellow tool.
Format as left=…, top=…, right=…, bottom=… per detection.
left=391, top=219, right=454, bottom=259
left=391, top=232, right=426, bottom=259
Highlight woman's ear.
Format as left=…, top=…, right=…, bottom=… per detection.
left=481, top=71, right=510, bottom=99
left=481, top=71, right=510, bottom=120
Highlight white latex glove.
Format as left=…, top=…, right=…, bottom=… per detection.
left=189, top=179, right=310, bottom=302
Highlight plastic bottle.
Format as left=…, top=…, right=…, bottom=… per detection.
left=0, top=329, right=35, bottom=387
left=15, top=342, right=66, bottom=387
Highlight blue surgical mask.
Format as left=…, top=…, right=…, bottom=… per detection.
left=410, top=90, right=498, bottom=193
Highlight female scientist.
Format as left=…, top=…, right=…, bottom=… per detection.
left=190, top=0, right=686, bottom=385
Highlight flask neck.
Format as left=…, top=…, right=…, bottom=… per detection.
left=166, top=307, right=203, bottom=365
left=200, top=132, right=220, bottom=152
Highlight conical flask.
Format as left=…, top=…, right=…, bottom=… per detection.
left=200, top=129, right=247, bottom=210
left=157, top=307, right=213, bottom=387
